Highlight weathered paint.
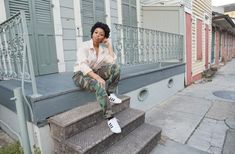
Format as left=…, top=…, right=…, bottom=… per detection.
left=196, top=19, right=202, bottom=60
left=205, top=24, right=209, bottom=69
left=185, top=13, right=192, bottom=85
left=192, top=72, right=202, bottom=82
left=191, top=0, right=212, bottom=78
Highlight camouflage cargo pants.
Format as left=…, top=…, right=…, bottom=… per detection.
left=72, top=64, right=121, bottom=119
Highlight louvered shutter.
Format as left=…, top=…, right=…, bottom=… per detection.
left=6, top=0, right=39, bottom=74
left=122, top=0, right=137, bottom=26
left=80, top=0, right=106, bottom=41
left=33, top=0, right=58, bottom=74
left=121, top=0, right=138, bottom=64
left=6, top=0, right=58, bottom=75
left=8, top=0, right=31, bottom=20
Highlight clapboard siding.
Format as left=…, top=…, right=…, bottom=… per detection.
left=60, top=0, right=76, bottom=71
left=191, top=0, right=212, bottom=76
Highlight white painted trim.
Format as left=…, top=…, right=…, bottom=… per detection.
left=74, top=0, right=83, bottom=51
left=193, top=15, right=197, bottom=62
left=105, top=0, right=111, bottom=28
left=52, top=0, right=65, bottom=72
left=194, top=15, right=203, bottom=21
left=0, top=0, right=7, bottom=23
left=136, top=0, right=141, bottom=27
left=203, top=12, right=210, bottom=25
left=184, top=7, right=192, bottom=14
left=117, top=0, right=122, bottom=24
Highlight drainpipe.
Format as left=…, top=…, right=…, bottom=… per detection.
left=12, top=87, right=32, bottom=154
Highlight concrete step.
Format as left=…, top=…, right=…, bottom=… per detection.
left=61, top=108, right=145, bottom=154
left=48, top=95, right=130, bottom=142
left=103, top=123, right=161, bottom=154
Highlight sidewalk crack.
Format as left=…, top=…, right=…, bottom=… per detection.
left=184, top=101, right=214, bottom=144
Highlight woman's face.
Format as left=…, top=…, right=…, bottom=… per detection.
left=92, top=28, right=105, bottom=44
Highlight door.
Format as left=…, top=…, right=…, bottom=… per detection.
left=80, top=0, right=106, bottom=41
left=205, top=24, right=209, bottom=69
left=219, top=32, right=222, bottom=61
left=5, top=0, right=58, bottom=75
left=122, top=0, right=138, bottom=64
left=122, top=0, right=137, bottom=26
left=185, top=13, right=192, bottom=85
left=211, top=29, right=215, bottom=64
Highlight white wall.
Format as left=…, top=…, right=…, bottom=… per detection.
left=126, top=74, right=185, bottom=111
left=142, top=6, right=185, bottom=35
left=0, top=0, right=6, bottom=23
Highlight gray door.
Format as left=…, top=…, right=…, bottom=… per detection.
left=5, top=0, right=58, bottom=75
left=122, top=0, right=137, bottom=26
left=122, top=0, right=138, bottom=64
left=80, top=0, right=106, bottom=41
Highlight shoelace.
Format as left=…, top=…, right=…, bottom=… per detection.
left=108, top=123, right=113, bottom=128
left=109, top=97, right=115, bottom=102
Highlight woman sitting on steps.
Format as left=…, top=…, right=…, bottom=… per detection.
left=72, top=22, right=122, bottom=133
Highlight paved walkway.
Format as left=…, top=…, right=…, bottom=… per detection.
left=148, top=59, right=235, bottom=154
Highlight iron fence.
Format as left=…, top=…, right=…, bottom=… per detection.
left=0, top=11, right=38, bottom=96
left=112, top=23, right=184, bottom=66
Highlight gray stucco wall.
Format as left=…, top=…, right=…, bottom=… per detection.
left=60, top=0, right=77, bottom=71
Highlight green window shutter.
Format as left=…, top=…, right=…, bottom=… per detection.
left=35, top=0, right=52, bottom=23
left=6, top=0, right=58, bottom=75
left=8, top=0, right=31, bottom=20
left=122, top=0, right=137, bottom=26
left=33, top=0, right=58, bottom=75
left=95, top=0, right=105, bottom=23
left=81, top=0, right=106, bottom=41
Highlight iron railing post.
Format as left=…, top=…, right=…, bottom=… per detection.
left=20, top=11, right=39, bottom=97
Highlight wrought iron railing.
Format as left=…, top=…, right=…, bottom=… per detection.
left=0, top=11, right=38, bottom=96
left=112, top=23, right=184, bottom=66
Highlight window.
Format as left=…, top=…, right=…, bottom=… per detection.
left=122, top=0, right=137, bottom=26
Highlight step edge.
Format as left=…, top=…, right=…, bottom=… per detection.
left=64, top=108, right=145, bottom=153
left=49, top=96, right=130, bottom=127
left=103, top=123, right=162, bottom=154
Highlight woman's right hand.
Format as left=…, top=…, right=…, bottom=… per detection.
left=95, top=75, right=106, bottom=87
left=88, top=71, right=106, bottom=87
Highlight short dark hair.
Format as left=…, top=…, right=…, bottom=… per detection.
left=90, top=22, right=110, bottom=38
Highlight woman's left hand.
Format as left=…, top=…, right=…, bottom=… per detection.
left=102, top=38, right=111, bottom=48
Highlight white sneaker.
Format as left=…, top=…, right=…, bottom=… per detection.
left=107, top=117, right=121, bottom=133
left=109, top=94, right=122, bottom=104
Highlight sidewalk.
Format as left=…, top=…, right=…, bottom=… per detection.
left=147, top=59, right=235, bottom=154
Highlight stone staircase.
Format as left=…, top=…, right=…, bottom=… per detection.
left=48, top=95, right=161, bottom=154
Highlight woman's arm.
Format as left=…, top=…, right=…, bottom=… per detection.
left=87, top=71, right=105, bottom=87
left=103, top=38, right=115, bottom=58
